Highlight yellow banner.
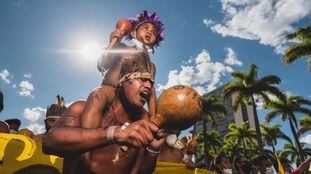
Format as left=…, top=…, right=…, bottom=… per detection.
left=0, top=133, right=214, bottom=174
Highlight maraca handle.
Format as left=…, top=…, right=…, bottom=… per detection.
left=107, top=37, right=119, bottom=49
left=151, top=113, right=165, bottom=128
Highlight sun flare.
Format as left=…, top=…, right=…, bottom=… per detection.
left=80, top=43, right=103, bottom=60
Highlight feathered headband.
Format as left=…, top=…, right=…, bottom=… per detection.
left=126, top=10, right=164, bottom=48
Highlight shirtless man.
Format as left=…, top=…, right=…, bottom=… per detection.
left=43, top=57, right=165, bottom=174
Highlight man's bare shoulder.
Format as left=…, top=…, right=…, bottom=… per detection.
left=89, top=86, right=116, bottom=104
left=67, top=100, right=86, bottom=115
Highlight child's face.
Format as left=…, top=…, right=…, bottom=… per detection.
left=133, top=22, right=157, bottom=47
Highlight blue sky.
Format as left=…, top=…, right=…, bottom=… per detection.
left=0, top=0, right=310, bottom=150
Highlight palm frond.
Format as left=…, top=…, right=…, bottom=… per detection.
left=298, top=126, right=311, bottom=137
left=258, top=75, right=281, bottom=85
left=283, top=41, right=311, bottom=65
left=265, top=111, right=280, bottom=123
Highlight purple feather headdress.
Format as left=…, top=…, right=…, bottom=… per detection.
left=126, top=10, right=164, bottom=48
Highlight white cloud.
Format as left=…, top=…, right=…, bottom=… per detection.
left=23, top=73, right=32, bottom=78
left=0, top=69, right=11, bottom=84
left=18, top=80, right=34, bottom=98
left=65, top=101, right=74, bottom=107
left=207, top=0, right=311, bottom=54
left=13, top=1, right=25, bottom=6
left=224, top=47, right=242, bottom=66
left=27, top=123, right=45, bottom=135
left=203, top=18, right=215, bottom=27
left=22, top=107, right=46, bottom=134
left=12, top=84, right=16, bottom=88
left=300, top=133, right=311, bottom=145
left=157, top=50, right=233, bottom=95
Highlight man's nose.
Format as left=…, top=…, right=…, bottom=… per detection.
left=143, top=80, right=152, bottom=89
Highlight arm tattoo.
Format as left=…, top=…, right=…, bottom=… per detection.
left=57, top=116, right=77, bottom=126
left=95, top=93, right=103, bottom=101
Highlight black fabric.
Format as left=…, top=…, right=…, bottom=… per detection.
left=0, top=90, right=3, bottom=112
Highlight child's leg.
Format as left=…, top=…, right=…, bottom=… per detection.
left=147, top=87, right=156, bottom=120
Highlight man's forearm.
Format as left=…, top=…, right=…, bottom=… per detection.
left=43, top=126, right=110, bottom=157
left=138, top=150, right=158, bottom=174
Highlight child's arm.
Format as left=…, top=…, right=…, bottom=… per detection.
left=80, top=86, right=115, bottom=128
left=97, top=29, right=125, bottom=74
left=147, top=63, right=157, bottom=119
left=147, top=87, right=156, bottom=119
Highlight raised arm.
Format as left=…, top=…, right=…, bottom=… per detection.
left=97, top=29, right=125, bottom=73
left=42, top=101, right=111, bottom=157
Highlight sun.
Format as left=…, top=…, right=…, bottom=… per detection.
left=80, top=43, right=103, bottom=61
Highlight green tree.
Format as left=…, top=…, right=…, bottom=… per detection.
left=221, top=139, right=243, bottom=159
left=224, top=64, right=284, bottom=151
left=265, top=95, right=311, bottom=164
left=283, top=25, right=311, bottom=71
left=298, top=117, right=311, bottom=137
left=196, top=130, right=221, bottom=164
left=261, top=124, right=292, bottom=153
left=200, top=95, right=227, bottom=166
left=225, top=122, right=257, bottom=157
left=281, top=143, right=311, bottom=166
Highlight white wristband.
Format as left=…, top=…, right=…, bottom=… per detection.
left=107, top=126, right=117, bottom=142
left=121, top=122, right=130, bottom=131
left=146, top=147, right=160, bottom=156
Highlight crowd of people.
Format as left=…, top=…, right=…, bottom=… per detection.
left=0, top=93, right=67, bottom=142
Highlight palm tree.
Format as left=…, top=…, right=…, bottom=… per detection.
left=225, top=122, right=257, bottom=157
left=283, top=25, right=311, bottom=71
left=265, top=95, right=311, bottom=163
left=261, top=124, right=292, bottom=153
left=200, top=95, right=227, bottom=166
left=224, top=64, right=284, bottom=151
left=196, top=130, right=221, bottom=164
left=298, top=117, right=311, bottom=137
left=281, top=143, right=311, bottom=166
left=221, top=139, right=243, bottom=159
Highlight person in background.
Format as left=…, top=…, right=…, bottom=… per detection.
left=251, top=154, right=274, bottom=174
left=0, top=90, right=9, bottom=133
left=282, top=157, right=311, bottom=174
left=17, top=128, right=34, bottom=138
left=4, top=118, right=21, bottom=134
left=234, top=155, right=250, bottom=174
left=210, top=153, right=233, bottom=174
left=158, top=131, right=183, bottom=163
left=33, top=95, right=67, bottom=143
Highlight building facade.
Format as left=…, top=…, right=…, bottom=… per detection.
left=193, top=84, right=256, bottom=141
